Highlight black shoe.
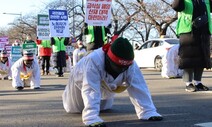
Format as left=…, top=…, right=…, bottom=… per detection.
left=185, top=83, right=196, bottom=92
left=195, top=83, right=209, bottom=91
left=57, top=74, right=64, bottom=77
left=46, top=71, right=50, bottom=75
left=86, top=122, right=106, bottom=127
left=34, top=87, right=40, bottom=89
left=148, top=116, right=163, bottom=121
left=16, top=86, right=24, bottom=90
left=3, top=77, right=8, bottom=80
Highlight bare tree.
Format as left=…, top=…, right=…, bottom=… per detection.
left=2, top=0, right=179, bottom=44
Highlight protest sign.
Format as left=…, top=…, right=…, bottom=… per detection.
left=37, top=14, right=50, bottom=40
left=22, top=43, right=37, bottom=55
left=49, top=9, right=70, bottom=37
left=85, top=0, right=112, bottom=26
left=0, top=36, right=9, bottom=50
left=11, top=46, right=22, bottom=63
left=4, top=44, right=12, bottom=55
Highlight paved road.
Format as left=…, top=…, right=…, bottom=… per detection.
left=1, top=69, right=212, bottom=127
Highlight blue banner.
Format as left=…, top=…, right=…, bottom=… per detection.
left=49, top=10, right=68, bottom=21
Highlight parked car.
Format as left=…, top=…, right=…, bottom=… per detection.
left=134, top=38, right=179, bottom=71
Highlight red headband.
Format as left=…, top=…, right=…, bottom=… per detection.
left=107, top=48, right=133, bottom=66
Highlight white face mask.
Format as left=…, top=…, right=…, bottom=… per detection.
left=78, top=44, right=83, bottom=48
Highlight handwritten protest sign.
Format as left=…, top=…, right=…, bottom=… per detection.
left=49, top=9, right=70, bottom=37
left=37, top=14, right=50, bottom=40
left=85, top=0, right=112, bottom=26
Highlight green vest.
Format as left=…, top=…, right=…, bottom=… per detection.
left=52, top=37, right=66, bottom=52
left=86, top=26, right=106, bottom=44
left=176, top=0, right=212, bottom=35
left=41, top=40, right=51, bottom=48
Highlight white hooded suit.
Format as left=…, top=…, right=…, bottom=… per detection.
left=11, top=57, right=40, bottom=89
left=62, top=48, right=161, bottom=125
left=0, top=58, right=12, bottom=79
left=161, top=44, right=183, bottom=78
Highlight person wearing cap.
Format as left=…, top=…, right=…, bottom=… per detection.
left=0, top=50, right=12, bottom=80
left=72, top=40, right=87, bottom=66
left=62, top=37, right=163, bottom=127
left=11, top=51, right=41, bottom=90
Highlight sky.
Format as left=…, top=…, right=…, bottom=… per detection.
left=0, top=0, right=51, bottom=28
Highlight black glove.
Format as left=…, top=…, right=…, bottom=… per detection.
left=84, top=23, right=88, bottom=27
left=148, top=116, right=163, bottom=121
left=86, top=122, right=106, bottom=127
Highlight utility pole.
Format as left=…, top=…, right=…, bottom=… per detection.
left=72, top=0, right=75, bottom=37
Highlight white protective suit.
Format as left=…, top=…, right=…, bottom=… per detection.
left=62, top=48, right=161, bottom=125
left=161, top=44, right=183, bottom=78
left=72, top=48, right=87, bottom=66
left=11, top=57, right=40, bottom=89
left=0, top=58, right=12, bottom=79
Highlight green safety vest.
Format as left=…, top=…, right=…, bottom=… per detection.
left=52, top=37, right=66, bottom=52
left=176, top=0, right=212, bottom=35
left=41, top=40, right=51, bottom=48
left=86, top=26, right=107, bottom=44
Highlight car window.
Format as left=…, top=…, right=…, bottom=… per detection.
left=140, top=41, right=152, bottom=49
left=159, top=41, right=163, bottom=46
left=151, top=41, right=160, bottom=48
left=165, top=39, right=179, bottom=44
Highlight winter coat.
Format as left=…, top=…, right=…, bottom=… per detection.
left=51, top=37, right=69, bottom=67
left=36, top=40, right=52, bottom=57
left=84, top=25, right=110, bottom=50
left=172, top=0, right=212, bottom=69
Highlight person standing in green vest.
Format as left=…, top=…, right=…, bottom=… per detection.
left=36, top=39, right=52, bottom=75
left=50, top=37, right=69, bottom=77
left=172, top=0, right=212, bottom=92
left=84, top=23, right=111, bottom=51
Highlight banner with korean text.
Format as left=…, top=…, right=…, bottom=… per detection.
left=85, top=0, right=112, bottom=26
left=37, top=14, right=50, bottom=40
left=0, top=36, right=9, bottom=51
left=11, top=46, right=22, bottom=64
left=49, top=9, right=70, bottom=37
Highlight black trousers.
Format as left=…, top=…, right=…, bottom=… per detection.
left=183, top=68, right=204, bottom=82
left=41, top=56, right=50, bottom=73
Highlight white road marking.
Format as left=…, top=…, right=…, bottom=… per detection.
left=197, top=91, right=212, bottom=94
left=195, top=122, right=212, bottom=127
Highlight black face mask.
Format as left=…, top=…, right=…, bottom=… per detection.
left=0, top=57, right=8, bottom=64
left=105, top=55, right=129, bottom=79
left=23, top=60, right=33, bottom=68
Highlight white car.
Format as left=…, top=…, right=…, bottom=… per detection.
left=134, top=38, right=179, bottom=71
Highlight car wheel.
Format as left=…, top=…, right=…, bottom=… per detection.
left=154, top=56, right=162, bottom=71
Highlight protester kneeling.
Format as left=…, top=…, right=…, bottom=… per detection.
left=11, top=51, right=41, bottom=90
left=0, top=50, right=12, bottom=80
left=62, top=37, right=163, bottom=127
